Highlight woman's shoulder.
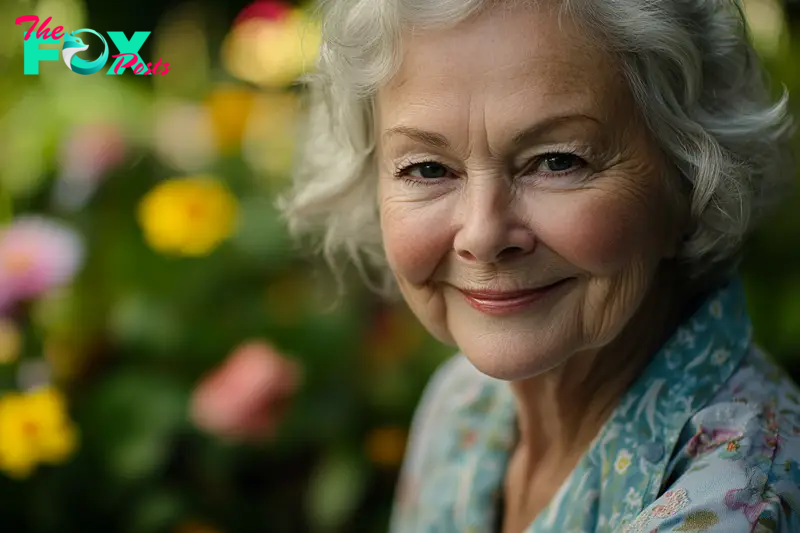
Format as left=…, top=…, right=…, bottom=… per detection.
left=635, top=345, right=800, bottom=532
left=717, top=344, right=800, bottom=427
left=682, top=344, right=800, bottom=467
left=623, top=346, right=800, bottom=532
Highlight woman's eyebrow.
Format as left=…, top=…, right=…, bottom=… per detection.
left=382, top=126, right=451, bottom=149
left=509, top=114, right=603, bottom=148
left=381, top=114, right=603, bottom=151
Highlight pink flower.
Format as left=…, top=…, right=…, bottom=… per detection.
left=650, top=488, right=689, bottom=518
left=0, top=284, right=14, bottom=315
left=724, top=468, right=772, bottom=524
left=0, top=217, right=84, bottom=312
left=686, top=425, right=742, bottom=457
left=725, top=488, right=768, bottom=524
left=189, top=341, right=302, bottom=443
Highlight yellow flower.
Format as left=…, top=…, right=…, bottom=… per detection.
left=365, top=426, right=408, bottom=468
left=222, top=8, right=321, bottom=88
left=24, top=388, right=78, bottom=464
left=614, top=449, right=633, bottom=475
left=0, top=394, right=37, bottom=478
left=0, top=387, right=79, bottom=479
left=0, top=319, right=21, bottom=364
left=138, top=177, right=238, bottom=257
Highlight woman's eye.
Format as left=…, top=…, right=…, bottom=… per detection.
left=407, top=162, right=448, bottom=179
left=537, top=153, right=585, bottom=173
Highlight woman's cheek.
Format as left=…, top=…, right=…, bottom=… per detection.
left=532, top=193, right=659, bottom=274
left=380, top=201, right=452, bottom=285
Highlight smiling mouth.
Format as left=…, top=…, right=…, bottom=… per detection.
left=458, top=278, right=574, bottom=316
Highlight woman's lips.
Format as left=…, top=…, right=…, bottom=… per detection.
left=459, top=279, right=572, bottom=316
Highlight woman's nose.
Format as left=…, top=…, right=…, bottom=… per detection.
left=453, top=181, right=536, bottom=265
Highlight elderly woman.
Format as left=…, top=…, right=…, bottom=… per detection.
left=276, top=0, right=799, bottom=531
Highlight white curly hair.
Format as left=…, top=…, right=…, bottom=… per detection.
left=277, top=0, right=795, bottom=301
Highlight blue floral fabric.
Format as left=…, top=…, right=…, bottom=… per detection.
left=388, top=278, right=800, bottom=532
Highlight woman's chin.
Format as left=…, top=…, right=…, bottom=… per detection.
left=459, top=344, right=569, bottom=382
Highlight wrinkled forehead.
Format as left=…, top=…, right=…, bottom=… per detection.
left=375, top=3, right=627, bottom=136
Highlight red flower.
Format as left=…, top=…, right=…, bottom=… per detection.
left=189, top=341, right=302, bottom=443
left=233, top=0, right=292, bottom=27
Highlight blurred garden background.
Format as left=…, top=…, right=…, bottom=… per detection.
left=0, top=0, right=798, bottom=532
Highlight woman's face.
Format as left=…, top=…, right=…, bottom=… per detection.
left=376, top=4, right=683, bottom=380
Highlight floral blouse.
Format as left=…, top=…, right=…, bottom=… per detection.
left=388, top=278, right=800, bottom=532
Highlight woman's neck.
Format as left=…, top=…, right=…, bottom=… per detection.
left=507, top=265, right=689, bottom=487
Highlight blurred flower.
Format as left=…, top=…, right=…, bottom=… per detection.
left=153, top=99, right=218, bottom=172
left=364, top=426, right=407, bottom=468
left=0, top=319, right=21, bottom=364
left=137, top=176, right=238, bottom=257
left=0, top=216, right=84, bottom=313
left=204, top=86, right=257, bottom=155
left=243, top=91, right=300, bottom=180
left=233, top=0, right=292, bottom=25
left=53, top=122, right=126, bottom=211
left=221, top=1, right=321, bottom=88
left=190, top=341, right=302, bottom=442
left=0, top=387, right=79, bottom=479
